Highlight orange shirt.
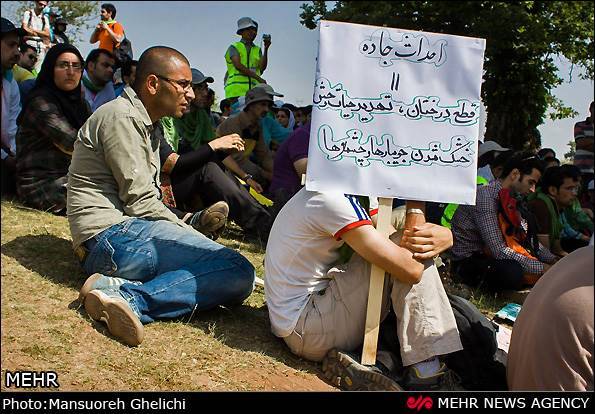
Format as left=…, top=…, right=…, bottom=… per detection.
left=97, top=22, right=124, bottom=52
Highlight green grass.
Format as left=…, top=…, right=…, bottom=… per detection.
left=1, top=197, right=510, bottom=391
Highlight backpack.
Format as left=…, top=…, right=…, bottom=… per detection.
left=443, top=293, right=508, bottom=390
left=114, top=31, right=133, bottom=65
left=377, top=294, right=508, bottom=390
left=27, top=9, right=47, bottom=31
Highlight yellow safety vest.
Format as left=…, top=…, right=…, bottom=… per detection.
left=224, top=41, right=261, bottom=99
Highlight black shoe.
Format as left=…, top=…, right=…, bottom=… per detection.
left=322, top=349, right=403, bottom=391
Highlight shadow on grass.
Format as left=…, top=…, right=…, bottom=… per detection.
left=2, top=234, right=332, bottom=387
left=2, top=234, right=86, bottom=291
left=186, top=300, right=330, bottom=385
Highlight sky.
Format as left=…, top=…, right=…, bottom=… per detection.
left=3, top=1, right=593, bottom=158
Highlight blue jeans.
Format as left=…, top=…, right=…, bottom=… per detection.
left=82, top=218, right=255, bottom=324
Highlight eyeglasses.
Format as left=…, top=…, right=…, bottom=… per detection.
left=155, top=74, right=193, bottom=92
left=55, top=61, right=83, bottom=71
left=27, top=54, right=38, bottom=61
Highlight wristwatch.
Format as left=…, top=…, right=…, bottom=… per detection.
left=243, top=174, right=253, bottom=181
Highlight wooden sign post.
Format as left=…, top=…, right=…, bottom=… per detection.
left=361, top=199, right=426, bottom=366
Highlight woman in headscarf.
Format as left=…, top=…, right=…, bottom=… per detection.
left=15, top=43, right=91, bottom=214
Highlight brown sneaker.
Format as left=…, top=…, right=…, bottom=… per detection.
left=84, top=290, right=144, bottom=346
left=188, top=201, right=229, bottom=240
left=322, top=349, right=403, bottom=391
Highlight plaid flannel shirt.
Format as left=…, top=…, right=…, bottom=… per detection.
left=15, top=95, right=87, bottom=211
left=451, top=180, right=557, bottom=274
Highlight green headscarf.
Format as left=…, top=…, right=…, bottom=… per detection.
left=161, top=108, right=215, bottom=152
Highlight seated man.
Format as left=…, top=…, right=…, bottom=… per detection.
left=13, top=43, right=38, bottom=100
left=68, top=46, right=256, bottom=346
left=528, top=164, right=588, bottom=255
left=507, top=245, right=593, bottom=391
left=216, top=84, right=280, bottom=192
left=267, top=105, right=312, bottom=217
left=1, top=17, right=27, bottom=196
left=450, top=152, right=557, bottom=291
left=264, top=189, right=463, bottom=390
left=441, top=149, right=513, bottom=229
left=81, top=48, right=116, bottom=112
left=158, top=68, right=272, bottom=239
left=113, top=58, right=137, bottom=97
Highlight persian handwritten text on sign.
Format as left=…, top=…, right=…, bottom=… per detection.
left=306, top=20, right=486, bottom=204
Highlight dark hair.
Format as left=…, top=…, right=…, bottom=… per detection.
left=219, top=98, right=231, bottom=113
left=276, top=107, right=290, bottom=118
left=500, top=152, right=545, bottom=179
left=300, top=105, right=313, bottom=116
left=86, top=48, right=115, bottom=67
left=207, top=88, right=215, bottom=98
left=540, top=165, right=580, bottom=195
left=101, top=3, right=117, bottom=18
left=543, top=156, right=560, bottom=167
left=282, top=103, right=298, bottom=112
left=19, top=43, right=36, bottom=54
left=121, top=59, right=137, bottom=77
left=491, top=150, right=514, bottom=169
left=537, top=148, right=556, bottom=160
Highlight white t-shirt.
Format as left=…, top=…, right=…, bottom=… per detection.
left=23, top=9, right=49, bottom=43
left=264, top=188, right=378, bottom=338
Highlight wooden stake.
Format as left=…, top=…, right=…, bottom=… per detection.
left=361, top=197, right=393, bottom=365
left=361, top=199, right=426, bottom=366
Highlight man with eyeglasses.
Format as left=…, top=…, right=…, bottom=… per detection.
left=81, top=48, right=116, bottom=112
left=67, top=46, right=255, bottom=346
left=13, top=43, right=39, bottom=102
left=450, top=152, right=558, bottom=293
left=528, top=164, right=590, bottom=255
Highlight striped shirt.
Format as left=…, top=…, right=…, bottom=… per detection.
left=451, top=180, right=557, bottom=274
left=574, top=118, right=594, bottom=174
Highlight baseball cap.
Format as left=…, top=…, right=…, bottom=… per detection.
left=1, top=17, right=27, bottom=37
left=477, top=141, right=509, bottom=158
left=191, top=68, right=214, bottom=85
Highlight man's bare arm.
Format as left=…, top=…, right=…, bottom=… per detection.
left=342, top=225, right=425, bottom=285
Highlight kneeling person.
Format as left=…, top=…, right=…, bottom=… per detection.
left=67, top=46, right=256, bottom=346
left=264, top=189, right=463, bottom=390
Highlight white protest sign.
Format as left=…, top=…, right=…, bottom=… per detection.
left=306, top=20, right=486, bottom=205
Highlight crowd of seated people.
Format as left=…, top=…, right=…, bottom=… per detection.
left=2, top=11, right=594, bottom=392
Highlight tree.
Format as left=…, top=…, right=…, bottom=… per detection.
left=5, top=1, right=99, bottom=46
left=300, top=1, right=594, bottom=151
left=564, top=140, right=576, bottom=163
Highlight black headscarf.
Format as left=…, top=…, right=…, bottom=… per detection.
left=17, top=43, right=90, bottom=129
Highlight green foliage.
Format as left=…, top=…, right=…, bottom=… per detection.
left=564, top=140, right=576, bottom=162
left=300, top=1, right=594, bottom=151
left=9, top=1, right=99, bottom=45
